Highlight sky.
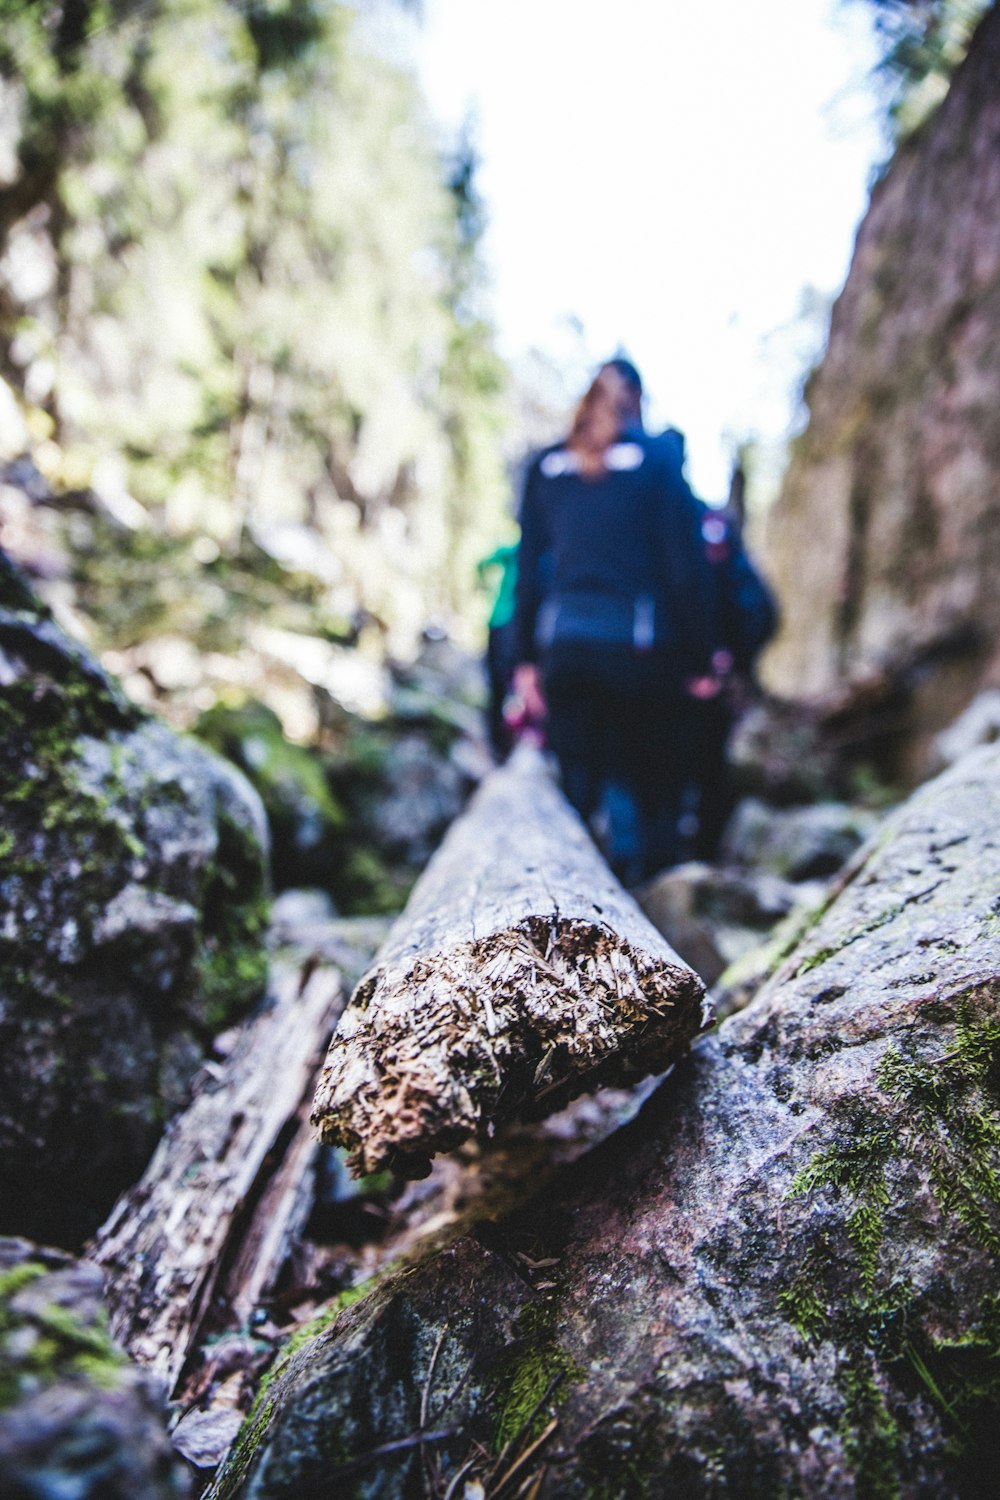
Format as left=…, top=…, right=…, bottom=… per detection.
left=406, top=0, right=887, bottom=499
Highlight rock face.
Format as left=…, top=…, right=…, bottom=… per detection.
left=0, top=555, right=270, bottom=1247
left=0, top=1238, right=188, bottom=1499
left=762, top=4, right=1000, bottom=784
left=214, top=743, right=1000, bottom=1499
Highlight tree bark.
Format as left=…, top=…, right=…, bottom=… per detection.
left=90, top=961, right=345, bottom=1395
left=310, top=745, right=708, bottom=1177
left=218, top=745, right=1000, bottom=1500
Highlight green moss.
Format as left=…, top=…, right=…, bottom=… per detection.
left=491, top=1299, right=584, bottom=1453
left=245, top=1280, right=381, bottom=1429
left=197, top=702, right=347, bottom=833
left=0, top=1263, right=48, bottom=1301
left=1, top=626, right=266, bottom=1031
left=191, top=799, right=270, bottom=1031
left=194, top=926, right=269, bottom=1032
left=777, top=1271, right=828, bottom=1344
left=340, top=846, right=411, bottom=916
left=790, top=1131, right=893, bottom=1296
left=841, top=1360, right=901, bottom=1500
left=796, top=945, right=841, bottom=976
left=717, top=890, right=837, bottom=1001
left=0, top=668, right=152, bottom=979
left=795, top=902, right=906, bottom=978
left=898, top=1293, right=1000, bottom=1470
left=0, top=1272, right=125, bottom=1410
left=274, top=1279, right=376, bottom=1374
left=781, top=990, right=1000, bottom=1488
left=211, top=1393, right=279, bottom=1500
left=215, top=1278, right=381, bottom=1500
left=356, top=1169, right=394, bottom=1197
left=73, top=1350, right=128, bottom=1388
left=33, top=1302, right=124, bottom=1364
left=876, top=1000, right=1000, bottom=1258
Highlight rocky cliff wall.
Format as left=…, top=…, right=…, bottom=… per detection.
left=761, top=3, right=1000, bottom=784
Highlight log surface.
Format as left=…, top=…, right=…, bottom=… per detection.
left=311, top=745, right=708, bottom=1175
left=90, top=962, right=344, bottom=1394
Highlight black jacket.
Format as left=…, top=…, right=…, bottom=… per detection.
left=513, top=431, right=715, bottom=678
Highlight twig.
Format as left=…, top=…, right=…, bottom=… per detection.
left=441, top=1453, right=481, bottom=1500
left=421, top=1325, right=449, bottom=1495
left=318, top=1427, right=455, bottom=1488
left=513, top=1468, right=547, bottom=1500
left=422, top=1325, right=449, bottom=1430
left=490, top=1418, right=558, bottom=1497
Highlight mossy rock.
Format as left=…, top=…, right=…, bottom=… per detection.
left=196, top=700, right=453, bottom=916
left=0, top=555, right=270, bottom=1248
left=196, top=700, right=347, bottom=892
left=0, top=1236, right=187, bottom=1496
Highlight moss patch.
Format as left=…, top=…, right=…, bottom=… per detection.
left=780, top=990, right=1000, bottom=1492
left=213, top=1276, right=384, bottom=1499
left=490, top=1298, right=584, bottom=1453
left=0, top=1270, right=126, bottom=1410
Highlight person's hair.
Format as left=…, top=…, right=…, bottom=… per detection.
left=567, top=365, right=629, bottom=475
left=601, top=356, right=643, bottom=398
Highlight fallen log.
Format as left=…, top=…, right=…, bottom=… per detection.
left=216, top=743, right=1000, bottom=1500
left=311, top=744, right=709, bottom=1176
left=90, top=961, right=345, bottom=1395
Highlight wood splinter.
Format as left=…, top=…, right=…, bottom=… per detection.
left=311, top=744, right=710, bottom=1177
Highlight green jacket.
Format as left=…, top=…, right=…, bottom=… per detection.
left=477, top=542, right=519, bottom=630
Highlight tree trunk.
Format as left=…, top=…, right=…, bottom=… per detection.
left=90, top=961, right=345, bottom=1396
left=217, top=744, right=1000, bottom=1500
left=311, top=745, right=708, bottom=1177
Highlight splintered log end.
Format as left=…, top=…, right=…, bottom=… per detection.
left=310, top=912, right=707, bottom=1177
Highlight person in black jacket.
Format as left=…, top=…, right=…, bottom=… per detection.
left=511, top=362, right=714, bottom=883
left=602, top=369, right=779, bottom=863
left=686, top=469, right=779, bottom=857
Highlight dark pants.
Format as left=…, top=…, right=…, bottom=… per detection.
left=688, top=694, right=736, bottom=861
left=542, top=644, right=688, bottom=884
left=484, top=619, right=519, bottom=759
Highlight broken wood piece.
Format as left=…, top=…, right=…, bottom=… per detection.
left=311, top=744, right=709, bottom=1177
left=90, top=961, right=345, bottom=1394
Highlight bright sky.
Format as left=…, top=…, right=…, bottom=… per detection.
left=410, top=0, right=886, bottom=498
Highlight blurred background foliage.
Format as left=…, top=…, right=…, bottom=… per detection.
left=855, top=0, right=991, bottom=136
left=0, top=0, right=990, bottom=916
left=0, top=0, right=516, bottom=913
left=0, top=0, right=510, bottom=669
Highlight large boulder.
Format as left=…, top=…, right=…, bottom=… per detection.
left=720, top=796, right=880, bottom=882
left=636, top=859, right=820, bottom=989
left=212, top=744, right=1000, bottom=1499
left=196, top=701, right=348, bottom=893
left=0, top=1238, right=188, bottom=1499
left=761, top=5, right=1000, bottom=785
left=0, top=554, right=269, bottom=1247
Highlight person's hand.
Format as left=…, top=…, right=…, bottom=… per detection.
left=687, top=650, right=735, bottom=701
left=512, top=662, right=547, bottom=720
